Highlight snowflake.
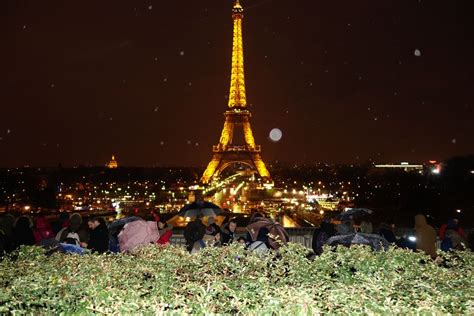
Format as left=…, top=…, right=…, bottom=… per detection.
left=6, top=129, right=11, bottom=134
left=188, top=82, right=192, bottom=86
left=195, top=142, right=199, bottom=146
left=451, top=138, right=457, bottom=144
left=163, top=78, right=168, bottom=82
left=374, top=117, right=378, bottom=121
left=148, top=5, right=153, bottom=10
left=179, top=51, right=184, bottom=56
left=414, top=49, right=421, bottom=57
left=22, top=25, right=27, bottom=30
left=160, top=141, right=165, bottom=146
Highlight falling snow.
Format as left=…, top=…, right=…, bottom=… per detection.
left=451, top=138, right=457, bottom=144
left=195, top=142, right=199, bottom=146
left=148, top=5, right=153, bottom=10
left=414, top=49, right=421, bottom=57
left=160, top=141, right=164, bottom=146
left=163, top=78, right=168, bottom=82
left=179, top=51, right=185, bottom=56
left=6, top=129, right=11, bottom=134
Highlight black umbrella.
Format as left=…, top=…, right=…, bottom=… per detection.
left=326, top=233, right=389, bottom=251
left=338, top=208, right=374, bottom=221
left=178, top=201, right=223, bottom=218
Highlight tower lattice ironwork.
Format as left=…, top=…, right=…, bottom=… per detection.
left=201, top=0, right=270, bottom=183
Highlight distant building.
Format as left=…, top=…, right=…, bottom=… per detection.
left=106, top=155, right=118, bottom=169
left=374, top=162, right=423, bottom=172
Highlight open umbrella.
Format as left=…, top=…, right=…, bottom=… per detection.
left=326, top=233, right=389, bottom=251
left=178, top=201, right=223, bottom=218
left=247, top=217, right=289, bottom=250
left=338, top=208, right=374, bottom=221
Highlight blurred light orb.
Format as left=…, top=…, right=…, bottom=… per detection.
left=269, top=128, right=282, bottom=142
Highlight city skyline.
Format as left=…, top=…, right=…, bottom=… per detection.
left=3, top=0, right=474, bottom=167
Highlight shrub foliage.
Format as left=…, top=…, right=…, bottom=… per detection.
left=1, top=244, right=473, bottom=314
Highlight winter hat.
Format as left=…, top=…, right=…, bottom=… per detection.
left=69, top=213, right=82, bottom=232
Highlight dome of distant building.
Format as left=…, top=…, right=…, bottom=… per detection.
left=107, top=155, right=118, bottom=169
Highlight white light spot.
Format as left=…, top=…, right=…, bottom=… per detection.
left=22, top=25, right=27, bottom=30
left=163, top=78, right=167, bottom=82
left=160, top=141, right=165, bottom=146
left=188, top=82, right=192, bottom=86
left=186, top=140, right=191, bottom=145
left=414, top=49, right=421, bottom=57
left=148, top=5, right=153, bottom=10
left=154, top=57, right=158, bottom=61
left=451, top=138, right=457, bottom=144
left=7, top=129, right=11, bottom=134
left=269, top=128, right=283, bottom=142
left=179, top=51, right=184, bottom=56
left=195, top=142, right=199, bottom=146
left=374, top=117, right=378, bottom=121
left=154, top=106, right=159, bottom=112
left=50, top=83, right=55, bottom=88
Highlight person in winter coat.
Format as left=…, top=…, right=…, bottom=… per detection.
left=33, top=216, right=54, bottom=245
left=85, top=217, right=109, bottom=253
left=56, top=213, right=85, bottom=246
left=0, top=214, right=15, bottom=254
left=312, top=221, right=336, bottom=255
left=183, top=215, right=206, bottom=253
left=414, top=214, right=437, bottom=259
left=118, top=220, right=160, bottom=252
left=221, top=219, right=237, bottom=245
left=12, top=216, right=35, bottom=249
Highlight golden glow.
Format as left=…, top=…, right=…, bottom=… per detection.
left=219, top=121, right=234, bottom=147
left=106, top=154, right=118, bottom=169
left=242, top=121, right=256, bottom=148
left=201, top=0, right=270, bottom=184
left=228, top=3, right=246, bottom=107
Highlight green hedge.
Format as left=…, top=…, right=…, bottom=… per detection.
left=1, top=244, right=473, bottom=314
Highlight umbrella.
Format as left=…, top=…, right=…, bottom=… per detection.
left=326, top=233, right=389, bottom=251
left=338, top=208, right=374, bottom=221
left=247, top=217, right=289, bottom=250
left=178, top=201, right=223, bottom=218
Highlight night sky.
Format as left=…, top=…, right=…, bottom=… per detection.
left=3, top=0, right=473, bottom=168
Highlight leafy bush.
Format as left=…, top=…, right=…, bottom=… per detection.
left=1, top=244, right=473, bottom=314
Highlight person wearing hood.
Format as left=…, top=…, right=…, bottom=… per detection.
left=84, top=217, right=109, bottom=253
left=12, top=216, right=35, bottom=249
left=56, top=213, right=84, bottom=246
left=221, top=218, right=237, bottom=245
left=414, top=214, right=437, bottom=259
left=312, top=220, right=336, bottom=255
left=33, top=216, right=54, bottom=245
left=183, top=215, right=206, bottom=253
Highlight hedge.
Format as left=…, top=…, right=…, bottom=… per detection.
left=0, top=244, right=473, bottom=314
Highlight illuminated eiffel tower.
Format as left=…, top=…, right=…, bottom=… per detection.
left=201, top=0, right=270, bottom=183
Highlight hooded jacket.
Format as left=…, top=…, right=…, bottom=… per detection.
left=118, top=220, right=160, bottom=252
left=414, top=215, right=437, bottom=259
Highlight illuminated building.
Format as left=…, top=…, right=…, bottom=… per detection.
left=106, top=155, right=118, bottom=169
left=201, top=0, right=270, bottom=183
left=374, top=162, right=423, bottom=172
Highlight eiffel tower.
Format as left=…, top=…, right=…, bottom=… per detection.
left=201, top=0, right=270, bottom=183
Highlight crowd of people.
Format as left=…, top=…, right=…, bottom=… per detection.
left=311, top=214, right=470, bottom=259
left=0, top=210, right=471, bottom=259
